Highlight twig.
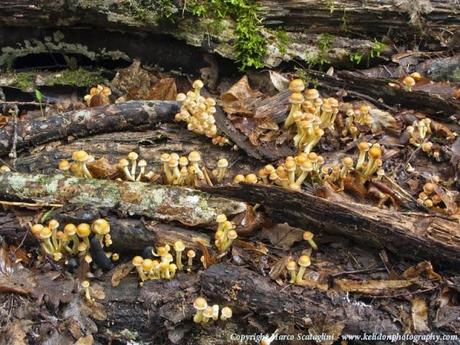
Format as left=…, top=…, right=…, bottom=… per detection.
left=0, top=200, right=63, bottom=208
left=8, top=108, right=18, bottom=160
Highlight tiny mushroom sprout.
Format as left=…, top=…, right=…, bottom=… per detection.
left=174, top=240, right=186, bottom=270
left=91, top=218, right=110, bottom=247
left=202, top=306, right=214, bottom=323
left=402, top=76, right=416, bottom=91
left=220, top=307, right=233, bottom=321
left=132, top=256, right=147, bottom=282
left=118, top=158, right=134, bottom=181
left=81, top=280, right=93, bottom=302
left=187, top=250, right=196, bottom=271
left=214, top=158, right=229, bottom=182
left=193, top=297, right=208, bottom=323
left=303, top=231, right=318, bottom=250
left=296, top=255, right=311, bottom=283
left=286, top=260, right=297, bottom=284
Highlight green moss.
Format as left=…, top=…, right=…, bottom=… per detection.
left=274, top=29, right=290, bottom=55
left=9, top=68, right=105, bottom=91
left=453, top=67, right=460, bottom=82
left=304, top=34, right=335, bottom=67
left=122, top=0, right=177, bottom=24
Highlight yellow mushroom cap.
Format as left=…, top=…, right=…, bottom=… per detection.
left=286, top=260, right=297, bottom=271
left=194, top=297, right=208, bottom=311
left=305, top=88, right=320, bottom=100
left=410, top=72, right=422, bottom=81
left=298, top=255, right=311, bottom=267
left=160, top=153, right=171, bottom=163
left=92, top=219, right=110, bottom=235
left=233, top=174, right=245, bottom=183
left=138, top=159, right=147, bottom=167
left=81, top=280, right=90, bottom=288
left=264, top=164, right=276, bottom=174
left=289, top=79, right=305, bottom=93
left=421, top=142, right=433, bottom=152
left=40, top=227, right=52, bottom=239
left=31, top=224, right=44, bottom=236
left=72, top=150, right=89, bottom=162
left=245, top=174, right=258, bottom=184
left=221, top=306, right=232, bottom=319
left=187, top=250, right=196, bottom=258
left=63, top=224, right=77, bottom=236
left=188, top=151, right=201, bottom=163
left=423, top=183, right=435, bottom=194
left=303, top=231, right=314, bottom=241
left=176, top=93, right=187, bottom=102
left=217, top=158, right=229, bottom=169
left=289, top=92, right=305, bottom=104
left=128, top=152, right=138, bottom=161
left=216, top=214, right=227, bottom=223
left=227, top=230, right=238, bottom=240
left=368, top=145, right=382, bottom=159
left=174, top=240, right=186, bottom=252
left=58, top=159, right=71, bottom=170
left=142, top=258, right=154, bottom=271
left=77, top=223, right=91, bottom=237
left=192, top=80, right=204, bottom=89
left=132, top=256, right=144, bottom=267
left=118, top=158, right=129, bottom=168
left=203, top=306, right=214, bottom=318
left=358, top=142, right=370, bottom=152
left=424, top=199, right=433, bottom=208
left=48, top=219, right=59, bottom=230
left=179, top=156, right=188, bottom=166
left=403, top=76, right=416, bottom=87
left=156, top=246, right=170, bottom=256
left=342, top=157, right=354, bottom=167
left=285, top=160, right=296, bottom=171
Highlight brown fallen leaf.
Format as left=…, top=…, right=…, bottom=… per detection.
left=149, top=78, right=177, bottom=100
left=334, top=279, right=413, bottom=295
left=411, top=297, right=429, bottom=332
left=403, top=261, right=442, bottom=281
left=221, top=76, right=262, bottom=116
left=111, top=262, right=133, bottom=287
left=0, top=243, right=35, bottom=295
left=88, top=157, right=119, bottom=179
left=0, top=320, right=31, bottom=345
left=261, top=223, right=303, bottom=250
left=111, top=59, right=157, bottom=100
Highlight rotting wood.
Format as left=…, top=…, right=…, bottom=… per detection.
left=0, top=101, right=179, bottom=157
left=0, top=172, right=246, bottom=226
left=206, top=183, right=460, bottom=268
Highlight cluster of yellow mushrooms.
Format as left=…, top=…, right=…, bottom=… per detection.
left=286, top=231, right=318, bottom=285
left=417, top=182, right=444, bottom=209
left=84, top=84, right=111, bottom=106
left=132, top=241, right=196, bottom=284
left=214, top=214, right=238, bottom=253
left=193, top=297, right=233, bottom=324
left=59, top=150, right=95, bottom=178
left=175, top=80, right=228, bottom=146
left=234, top=141, right=383, bottom=191
left=30, top=218, right=114, bottom=262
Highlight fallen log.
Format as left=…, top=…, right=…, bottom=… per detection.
left=0, top=172, right=246, bottom=226
left=206, top=183, right=460, bottom=268
left=0, top=101, right=179, bottom=157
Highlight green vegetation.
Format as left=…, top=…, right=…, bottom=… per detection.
left=124, top=0, right=177, bottom=23
left=12, top=68, right=105, bottom=91
left=370, top=39, right=386, bottom=58
left=274, top=29, right=290, bottom=55
left=305, top=34, right=335, bottom=68
left=35, top=89, right=45, bottom=117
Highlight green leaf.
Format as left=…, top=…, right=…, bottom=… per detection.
left=35, top=89, right=43, bottom=102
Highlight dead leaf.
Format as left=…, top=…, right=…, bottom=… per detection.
left=0, top=320, right=31, bottom=345
left=335, top=279, right=413, bottom=295
left=268, top=71, right=289, bottom=92
left=149, top=78, right=177, bottom=100
left=411, top=297, right=429, bottom=332
left=221, top=76, right=262, bottom=116
left=269, top=256, right=291, bottom=280
left=111, top=262, right=133, bottom=287
left=88, top=158, right=119, bottom=179
left=0, top=243, right=35, bottom=295
left=403, top=261, right=442, bottom=281
left=111, top=59, right=157, bottom=100
left=232, top=205, right=264, bottom=236
left=260, top=223, right=303, bottom=250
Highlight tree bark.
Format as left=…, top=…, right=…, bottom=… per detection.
left=206, top=183, right=460, bottom=268
left=0, top=101, right=179, bottom=157
left=0, top=172, right=246, bottom=226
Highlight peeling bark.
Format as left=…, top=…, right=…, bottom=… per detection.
left=0, top=172, right=246, bottom=226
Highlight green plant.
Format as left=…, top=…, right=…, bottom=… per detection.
left=35, top=89, right=45, bottom=117
left=370, top=39, right=386, bottom=58
left=186, top=0, right=267, bottom=70
left=349, top=52, right=364, bottom=65
left=274, top=29, right=290, bottom=54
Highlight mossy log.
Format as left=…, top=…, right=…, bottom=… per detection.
left=0, top=172, right=246, bottom=226
left=207, top=183, right=460, bottom=269
left=0, top=101, right=179, bottom=157
left=0, top=0, right=458, bottom=71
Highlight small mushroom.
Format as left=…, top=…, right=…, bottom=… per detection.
left=187, top=250, right=196, bottom=271
left=303, top=231, right=318, bottom=250
left=220, top=307, right=232, bottom=321
left=296, top=255, right=311, bottom=283
left=193, top=297, right=208, bottom=323
left=174, top=240, right=186, bottom=270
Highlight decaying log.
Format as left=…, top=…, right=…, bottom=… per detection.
left=310, top=70, right=460, bottom=119
left=206, top=183, right=460, bottom=268
left=0, top=172, right=246, bottom=226
left=0, top=1, right=458, bottom=71
left=0, top=101, right=179, bottom=157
